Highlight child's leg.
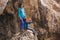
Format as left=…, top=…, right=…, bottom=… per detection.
left=26, top=22, right=32, bottom=29
left=20, top=19, right=24, bottom=30
left=26, top=23, right=30, bottom=29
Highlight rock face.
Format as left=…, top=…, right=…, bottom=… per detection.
left=0, top=0, right=20, bottom=40
left=0, top=0, right=60, bottom=40
left=0, top=0, right=8, bottom=14
left=24, top=0, right=60, bottom=40
left=0, top=0, right=38, bottom=40
left=39, top=0, right=60, bottom=33
left=38, top=0, right=60, bottom=40
left=0, top=13, right=20, bottom=40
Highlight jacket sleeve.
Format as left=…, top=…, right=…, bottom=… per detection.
left=22, top=8, right=26, bottom=17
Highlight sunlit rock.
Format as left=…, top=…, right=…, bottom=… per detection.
left=0, top=0, right=8, bottom=14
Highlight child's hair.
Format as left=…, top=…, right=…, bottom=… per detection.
left=26, top=16, right=32, bottom=22
left=18, top=3, right=22, bottom=7
left=18, top=0, right=24, bottom=7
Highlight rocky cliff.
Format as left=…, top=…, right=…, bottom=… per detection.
left=0, top=0, right=60, bottom=40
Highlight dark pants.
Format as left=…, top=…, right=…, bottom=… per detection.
left=20, top=18, right=24, bottom=30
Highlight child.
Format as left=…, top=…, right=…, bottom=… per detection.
left=24, top=16, right=32, bottom=29
left=18, top=0, right=26, bottom=30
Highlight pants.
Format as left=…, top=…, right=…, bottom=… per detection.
left=20, top=18, right=24, bottom=30
left=24, top=22, right=31, bottom=29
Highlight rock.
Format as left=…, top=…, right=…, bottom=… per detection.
left=38, top=0, right=60, bottom=40
left=0, top=13, right=20, bottom=40
left=11, top=29, right=38, bottom=40
left=0, top=0, right=8, bottom=14
left=39, top=0, right=60, bottom=32
left=0, top=0, right=60, bottom=40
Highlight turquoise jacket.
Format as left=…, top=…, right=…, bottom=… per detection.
left=18, top=7, right=26, bottom=19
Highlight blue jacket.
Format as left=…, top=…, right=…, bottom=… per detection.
left=24, top=20, right=32, bottom=29
left=18, top=7, right=26, bottom=19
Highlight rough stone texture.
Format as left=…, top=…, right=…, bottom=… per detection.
left=38, top=0, right=60, bottom=40
left=0, top=0, right=20, bottom=40
left=10, top=30, right=38, bottom=40
left=24, top=0, right=60, bottom=40
left=0, top=0, right=8, bottom=14
left=0, top=13, right=20, bottom=40
left=0, top=0, right=60, bottom=40
left=39, top=0, right=60, bottom=32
